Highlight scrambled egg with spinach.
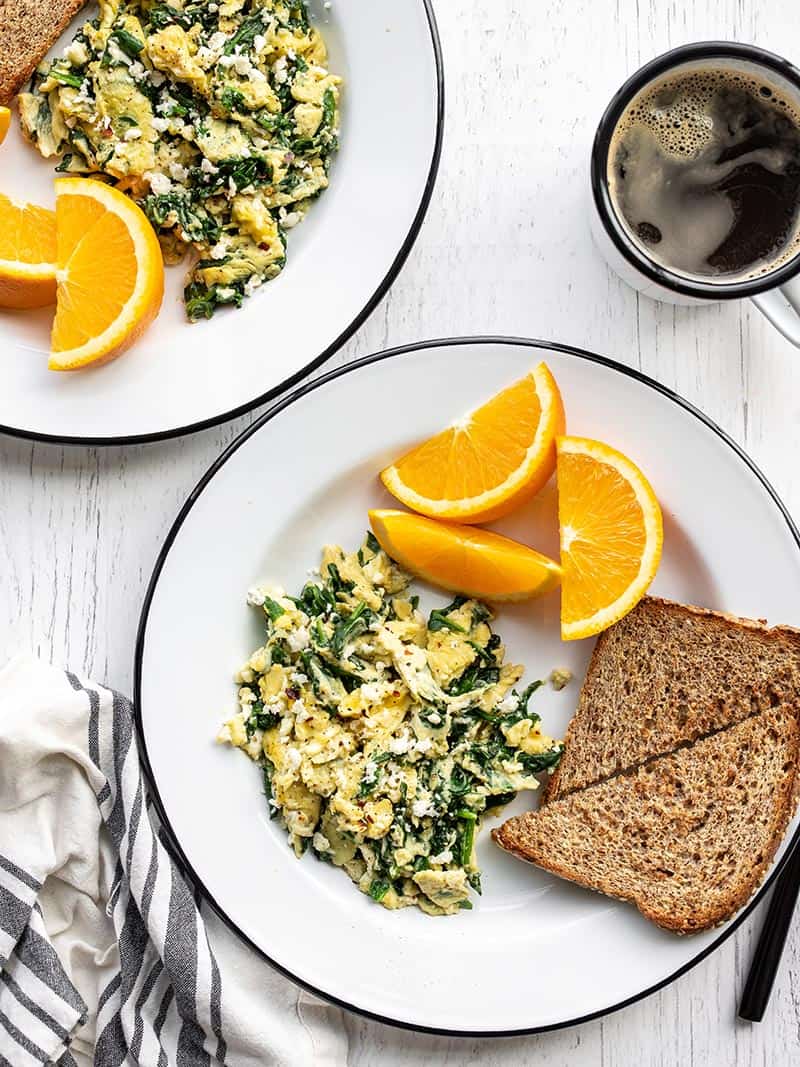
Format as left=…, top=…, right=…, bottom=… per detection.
left=218, top=535, right=563, bottom=916
left=18, top=0, right=341, bottom=320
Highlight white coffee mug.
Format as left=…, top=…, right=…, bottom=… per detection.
left=589, top=42, right=800, bottom=348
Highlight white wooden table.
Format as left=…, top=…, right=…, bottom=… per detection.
left=3, top=0, right=800, bottom=1062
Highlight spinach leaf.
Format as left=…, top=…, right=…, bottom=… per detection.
left=517, top=746, right=564, bottom=775
left=255, top=109, right=293, bottom=136
left=148, top=3, right=188, bottom=29
left=202, top=155, right=273, bottom=194
left=357, top=531, right=380, bottom=566
left=324, top=562, right=353, bottom=595
left=466, top=736, right=508, bottom=772
left=262, top=596, right=285, bottom=622
left=467, top=870, right=482, bottom=894
left=224, top=11, right=267, bottom=54
left=470, top=602, right=493, bottom=625
left=428, top=596, right=468, bottom=632
left=311, top=651, right=363, bottom=693
left=183, top=282, right=219, bottom=321
left=270, top=641, right=290, bottom=666
left=368, top=879, right=390, bottom=902
left=429, top=818, right=453, bottom=857
left=331, top=601, right=371, bottom=657
left=449, top=765, right=472, bottom=796
left=288, top=3, right=310, bottom=31
left=468, top=633, right=501, bottom=665
left=148, top=2, right=218, bottom=31
left=321, top=86, right=336, bottom=128
left=166, top=83, right=207, bottom=118
left=47, top=64, right=84, bottom=88
left=220, top=87, right=246, bottom=113
left=262, top=760, right=279, bottom=819
left=499, top=680, right=543, bottom=725
left=357, top=752, right=392, bottom=798
left=111, top=27, right=144, bottom=57
left=447, top=662, right=499, bottom=697
left=184, top=281, right=243, bottom=321
left=447, top=666, right=479, bottom=697
left=428, top=610, right=467, bottom=634
left=456, top=809, right=477, bottom=867
left=278, top=170, right=304, bottom=194
left=292, top=582, right=335, bottom=617
left=195, top=256, right=231, bottom=271
left=144, top=191, right=220, bottom=243
left=418, top=705, right=445, bottom=729
left=246, top=701, right=281, bottom=736
left=300, top=652, right=346, bottom=710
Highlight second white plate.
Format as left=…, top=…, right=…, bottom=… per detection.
left=136, top=338, right=800, bottom=1034
left=0, top=0, right=442, bottom=443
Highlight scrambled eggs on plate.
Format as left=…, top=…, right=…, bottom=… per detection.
left=19, top=0, right=341, bottom=319
left=219, top=535, right=564, bottom=916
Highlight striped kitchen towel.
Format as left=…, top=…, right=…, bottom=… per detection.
left=0, top=654, right=347, bottom=1066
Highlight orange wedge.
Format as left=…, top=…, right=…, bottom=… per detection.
left=557, top=436, right=663, bottom=641
left=380, top=362, right=565, bottom=523
left=369, top=509, right=561, bottom=601
left=0, top=107, right=10, bottom=145
left=50, top=178, right=164, bottom=371
left=0, top=192, right=57, bottom=309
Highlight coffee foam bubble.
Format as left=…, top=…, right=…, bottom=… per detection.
left=614, top=67, right=800, bottom=162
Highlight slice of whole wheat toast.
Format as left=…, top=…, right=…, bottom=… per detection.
left=494, top=705, right=800, bottom=933
left=545, top=596, right=800, bottom=803
left=0, top=0, right=87, bottom=105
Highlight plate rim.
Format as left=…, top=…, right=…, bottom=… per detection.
left=0, top=0, right=444, bottom=448
left=133, top=335, right=800, bottom=1036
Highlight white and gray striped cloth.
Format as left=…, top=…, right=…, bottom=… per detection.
left=0, top=654, right=347, bottom=1066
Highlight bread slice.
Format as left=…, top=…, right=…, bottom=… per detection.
left=545, top=596, right=800, bottom=802
left=494, top=705, right=800, bottom=933
left=0, top=0, right=87, bottom=105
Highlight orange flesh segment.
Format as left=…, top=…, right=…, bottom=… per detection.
left=381, top=363, right=565, bottom=523
left=559, top=452, right=646, bottom=622
left=557, top=436, right=663, bottom=640
left=397, top=376, right=543, bottom=499
left=48, top=178, right=164, bottom=370
left=53, top=200, right=137, bottom=351
left=0, top=193, right=56, bottom=266
left=369, top=509, right=561, bottom=602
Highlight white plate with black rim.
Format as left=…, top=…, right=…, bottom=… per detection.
left=0, top=0, right=442, bottom=445
left=135, top=337, right=800, bottom=1034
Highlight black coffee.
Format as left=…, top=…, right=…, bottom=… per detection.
left=608, top=65, right=800, bottom=281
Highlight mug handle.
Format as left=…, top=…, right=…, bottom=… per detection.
left=751, top=279, right=800, bottom=347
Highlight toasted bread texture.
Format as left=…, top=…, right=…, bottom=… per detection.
left=0, top=0, right=87, bottom=105
left=494, top=706, right=800, bottom=933
left=545, top=596, right=800, bottom=802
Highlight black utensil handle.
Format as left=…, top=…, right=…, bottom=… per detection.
left=739, top=839, right=800, bottom=1022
